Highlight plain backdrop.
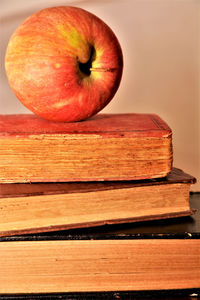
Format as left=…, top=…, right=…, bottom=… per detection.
left=0, top=0, right=199, bottom=190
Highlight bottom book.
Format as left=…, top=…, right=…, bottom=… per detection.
left=0, top=168, right=196, bottom=236
left=0, top=193, right=199, bottom=294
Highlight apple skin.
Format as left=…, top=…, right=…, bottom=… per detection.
left=5, top=6, right=123, bottom=122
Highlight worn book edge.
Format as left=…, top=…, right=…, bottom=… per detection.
left=0, top=209, right=195, bottom=238
left=0, top=168, right=195, bottom=198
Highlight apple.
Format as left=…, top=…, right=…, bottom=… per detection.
left=5, top=6, right=123, bottom=122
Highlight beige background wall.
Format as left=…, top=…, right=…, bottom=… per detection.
left=1, top=0, right=199, bottom=190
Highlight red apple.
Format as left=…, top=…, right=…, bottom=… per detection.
left=5, top=6, right=123, bottom=122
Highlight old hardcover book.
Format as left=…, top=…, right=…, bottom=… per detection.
left=0, top=193, right=199, bottom=294
left=0, top=113, right=172, bottom=183
left=0, top=168, right=196, bottom=237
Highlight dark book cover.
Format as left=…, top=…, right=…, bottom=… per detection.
left=0, top=168, right=196, bottom=237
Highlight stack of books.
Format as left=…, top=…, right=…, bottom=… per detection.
left=0, top=113, right=199, bottom=296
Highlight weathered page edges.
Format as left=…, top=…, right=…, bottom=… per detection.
left=0, top=168, right=196, bottom=198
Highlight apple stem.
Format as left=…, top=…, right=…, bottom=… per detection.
left=90, top=67, right=115, bottom=72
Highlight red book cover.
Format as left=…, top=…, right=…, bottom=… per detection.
left=0, top=113, right=172, bottom=182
